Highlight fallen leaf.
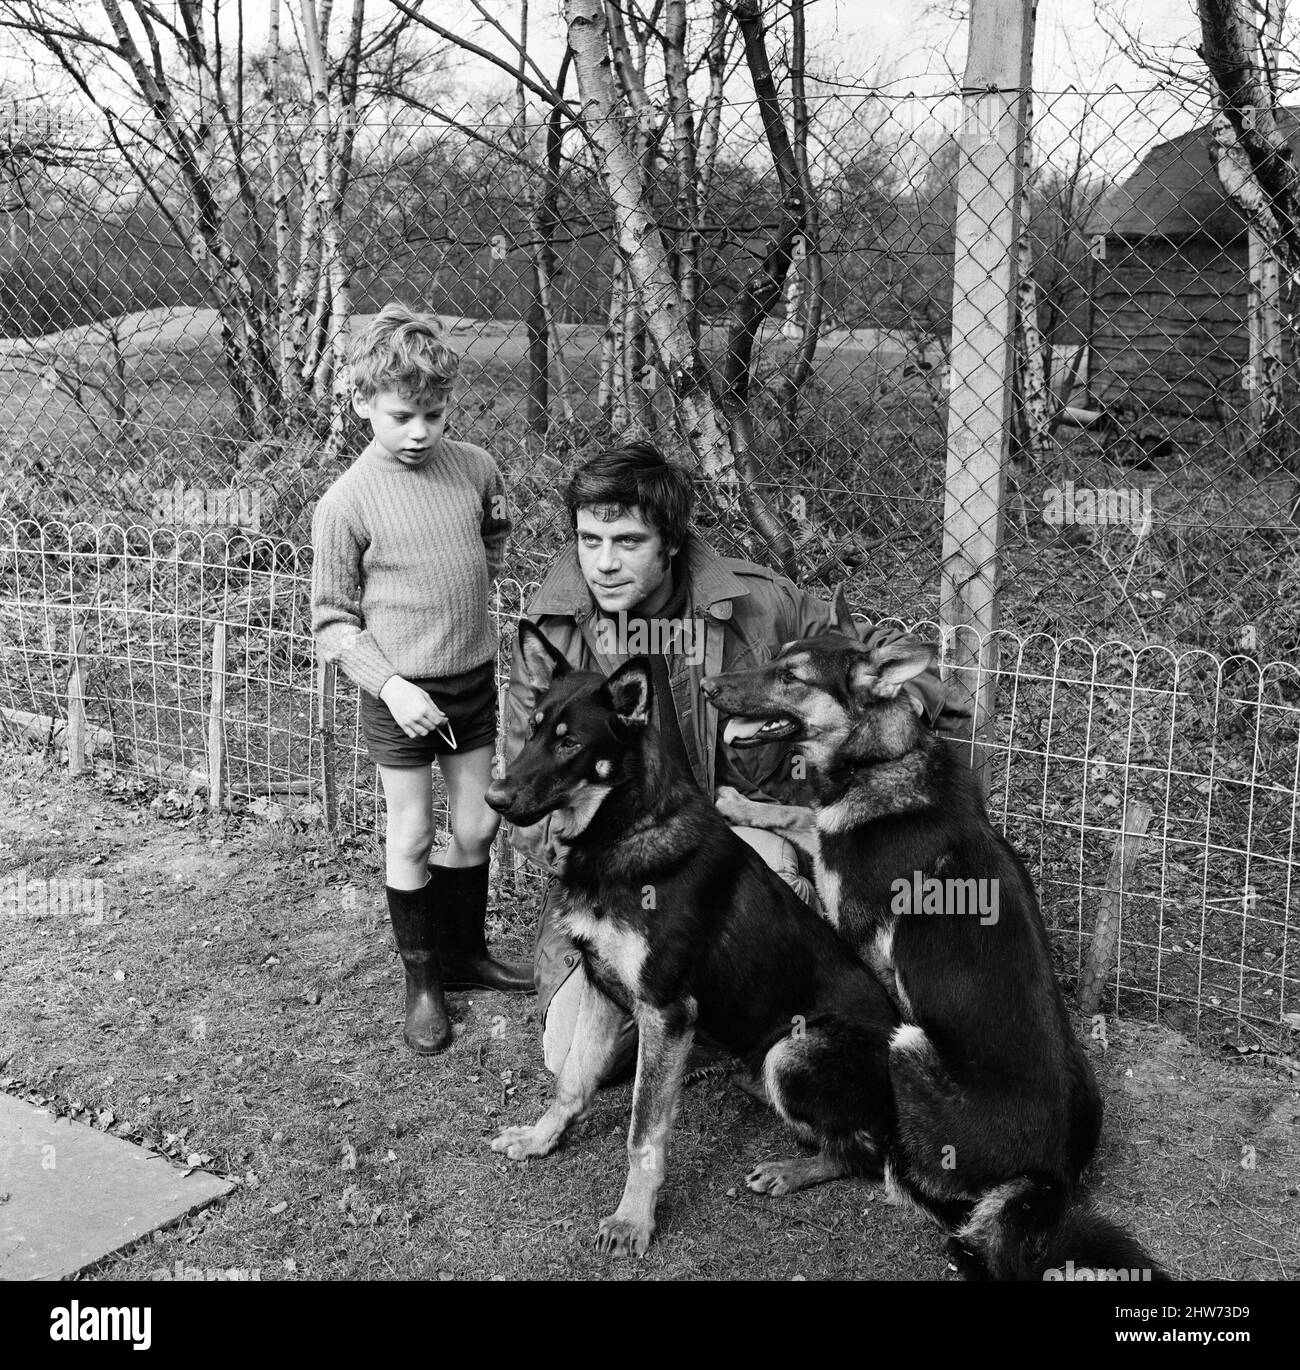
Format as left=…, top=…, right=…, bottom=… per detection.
left=268, top=1200, right=288, bottom=1215
left=341, top=1143, right=357, bottom=1171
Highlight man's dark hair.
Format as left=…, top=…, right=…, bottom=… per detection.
left=564, top=441, right=695, bottom=550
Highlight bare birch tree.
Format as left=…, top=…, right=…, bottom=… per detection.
left=564, top=0, right=800, bottom=561
left=0, top=0, right=418, bottom=447
left=377, top=0, right=824, bottom=568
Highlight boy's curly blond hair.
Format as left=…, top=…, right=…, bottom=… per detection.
left=348, top=302, right=460, bottom=401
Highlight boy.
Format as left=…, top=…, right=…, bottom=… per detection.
left=311, top=303, right=531, bottom=1056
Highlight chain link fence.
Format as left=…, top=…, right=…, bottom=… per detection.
left=0, top=62, right=1297, bottom=1040
left=1, top=87, right=1296, bottom=648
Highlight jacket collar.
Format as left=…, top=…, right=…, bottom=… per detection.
left=528, top=533, right=749, bottom=623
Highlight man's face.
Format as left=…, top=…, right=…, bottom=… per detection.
left=575, top=504, right=676, bottom=614
left=353, top=387, right=449, bottom=466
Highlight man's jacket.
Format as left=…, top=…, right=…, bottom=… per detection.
left=503, top=535, right=955, bottom=874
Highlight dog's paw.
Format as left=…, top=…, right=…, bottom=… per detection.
left=745, top=1160, right=799, bottom=1196
left=490, top=1124, right=554, bottom=1160
left=594, top=1213, right=654, bottom=1257
left=713, top=785, right=748, bottom=822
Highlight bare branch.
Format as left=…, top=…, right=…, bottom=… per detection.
left=386, top=0, right=571, bottom=112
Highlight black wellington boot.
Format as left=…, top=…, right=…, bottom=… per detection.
left=428, top=860, right=534, bottom=993
left=386, top=882, right=452, bottom=1054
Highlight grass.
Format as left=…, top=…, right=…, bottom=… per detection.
left=2, top=749, right=1299, bottom=1281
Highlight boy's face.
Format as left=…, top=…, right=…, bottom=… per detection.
left=353, top=387, right=450, bottom=466
left=575, top=504, right=677, bottom=615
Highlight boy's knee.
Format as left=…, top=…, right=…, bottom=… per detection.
left=386, top=816, right=436, bottom=866
left=455, top=805, right=500, bottom=855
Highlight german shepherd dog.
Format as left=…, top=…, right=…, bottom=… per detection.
left=701, top=592, right=1169, bottom=1280
left=485, top=621, right=901, bottom=1257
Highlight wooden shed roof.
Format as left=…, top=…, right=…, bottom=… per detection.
left=1088, top=106, right=1300, bottom=242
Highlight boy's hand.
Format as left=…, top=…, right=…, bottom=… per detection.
left=379, top=677, right=449, bottom=738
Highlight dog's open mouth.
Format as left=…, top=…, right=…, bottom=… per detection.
left=722, top=715, right=800, bottom=747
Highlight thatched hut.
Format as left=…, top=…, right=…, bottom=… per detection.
left=1084, top=108, right=1300, bottom=427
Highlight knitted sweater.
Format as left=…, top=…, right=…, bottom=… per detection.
left=310, top=438, right=511, bottom=696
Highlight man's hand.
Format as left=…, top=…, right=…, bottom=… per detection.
left=379, top=677, right=449, bottom=738
left=713, top=784, right=755, bottom=825
left=715, top=785, right=818, bottom=858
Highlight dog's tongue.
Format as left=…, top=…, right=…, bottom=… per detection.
left=723, top=717, right=770, bottom=744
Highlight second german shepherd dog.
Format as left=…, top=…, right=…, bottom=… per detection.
left=701, top=592, right=1168, bottom=1280
left=485, top=621, right=901, bottom=1257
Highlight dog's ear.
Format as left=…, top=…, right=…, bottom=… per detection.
left=604, top=657, right=652, bottom=731
left=829, top=584, right=861, bottom=638
left=849, top=635, right=936, bottom=701
left=517, top=619, right=570, bottom=693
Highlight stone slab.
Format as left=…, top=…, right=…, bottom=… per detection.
left=0, top=1092, right=233, bottom=1280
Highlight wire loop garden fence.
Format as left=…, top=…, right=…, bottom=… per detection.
left=0, top=518, right=1295, bottom=1043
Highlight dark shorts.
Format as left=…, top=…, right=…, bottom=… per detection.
left=360, top=658, right=498, bottom=767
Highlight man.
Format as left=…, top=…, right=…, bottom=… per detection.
left=503, top=441, right=955, bottom=1078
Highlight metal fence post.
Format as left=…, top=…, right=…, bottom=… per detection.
left=66, top=619, right=87, bottom=776
left=1078, top=801, right=1153, bottom=1018
left=207, top=621, right=227, bottom=811
left=939, top=0, right=1037, bottom=794
left=317, top=659, right=339, bottom=838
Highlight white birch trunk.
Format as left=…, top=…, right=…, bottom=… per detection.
left=264, top=0, right=302, bottom=409
left=1210, top=108, right=1286, bottom=452
left=1016, top=97, right=1050, bottom=460
left=301, top=0, right=352, bottom=453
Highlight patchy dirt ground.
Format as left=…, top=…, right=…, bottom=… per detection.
left=1, top=748, right=1297, bottom=1282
